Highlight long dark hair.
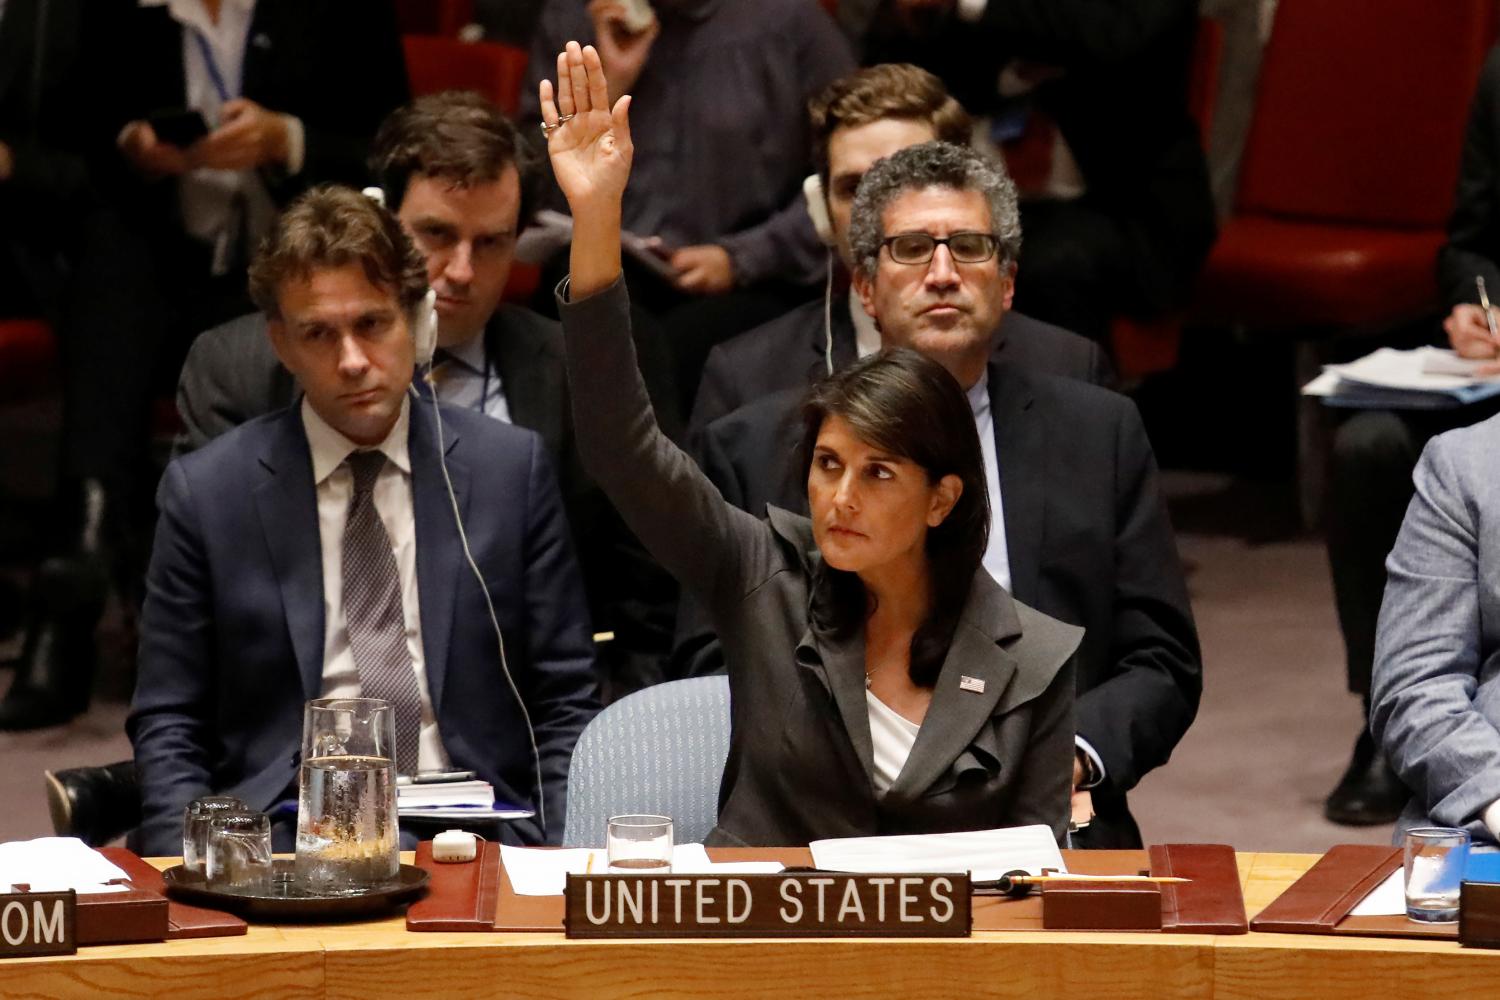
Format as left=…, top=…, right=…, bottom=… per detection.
left=798, top=347, right=991, bottom=687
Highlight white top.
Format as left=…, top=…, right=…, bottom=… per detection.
left=866, top=690, right=920, bottom=794
left=139, top=0, right=304, bottom=266
left=301, top=396, right=450, bottom=772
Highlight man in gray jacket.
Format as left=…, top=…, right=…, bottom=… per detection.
left=1372, top=412, right=1500, bottom=843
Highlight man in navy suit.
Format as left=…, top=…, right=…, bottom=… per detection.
left=128, top=186, right=598, bottom=854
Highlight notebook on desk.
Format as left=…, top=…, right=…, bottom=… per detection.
left=1250, top=844, right=1455, bottom=940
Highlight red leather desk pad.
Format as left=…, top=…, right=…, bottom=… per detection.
left=1251, top=844, right=1455, bottom=940
left=412, top=844, right=1245, bottom=934
left=98, top=847, right=248, bottom=940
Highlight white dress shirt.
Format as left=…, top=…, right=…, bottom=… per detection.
left=431, top=331, right=512, bottom=424
left=301, top=397, right=450, bottom=773
left=138, top=0, right=304, bottom=270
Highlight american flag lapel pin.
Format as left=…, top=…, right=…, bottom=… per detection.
left=959, top=675, right=985, bottom=694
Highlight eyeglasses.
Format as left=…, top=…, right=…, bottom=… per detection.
left=881, top=232, right=1001, bottom=265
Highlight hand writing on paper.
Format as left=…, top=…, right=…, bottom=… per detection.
left=1445, top=303, right=1500, bottom=374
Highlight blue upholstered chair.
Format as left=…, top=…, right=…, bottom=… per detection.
left=562, top=676, right=730, bottom=847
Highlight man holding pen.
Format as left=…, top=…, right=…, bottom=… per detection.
left=1322, top=41, right=1500, bottom=827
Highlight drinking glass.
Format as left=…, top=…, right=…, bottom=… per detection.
left=294, top=697, right=400, bottom=895
left=1404, top=827, right=1470, bottom=922
left=606, top=814, right=673, bottom=873
left=182, top=795, right=246, bottom=875
left=206, top=810, right=273, bottom=892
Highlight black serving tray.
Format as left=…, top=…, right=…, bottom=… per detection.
left=162, top=859, right=429, bottom=922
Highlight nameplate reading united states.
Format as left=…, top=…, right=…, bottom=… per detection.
left=0, top=891, right=77, bottom=958
left=563, top=873, right=971, bottom=938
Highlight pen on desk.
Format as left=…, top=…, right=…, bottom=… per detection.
left=979, top=871, right=1192, bottom=898
left=585, top=854, right=594, bottom=875
left=1478, top=276, right=1499, bottom=344
left=1004, top=874, right=1191, bottom=886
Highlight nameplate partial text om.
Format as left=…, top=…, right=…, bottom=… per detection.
left=0, top=891, right=77, bottom=958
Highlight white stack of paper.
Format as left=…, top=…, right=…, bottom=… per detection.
left=1303, top=346, right=1500, bottom=410
left=498, top=844, right=785, bottom=896
left=0, top=837, right=131, bottom=894
left=808, top=825, right=1067, bottom=881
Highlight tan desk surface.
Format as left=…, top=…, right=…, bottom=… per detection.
left=6, top=853, right=1499, bottom=1000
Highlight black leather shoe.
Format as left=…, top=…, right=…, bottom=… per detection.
left=1325, top=729, right=1408, bottom=825
left=0, top=553, right=107, bottom=731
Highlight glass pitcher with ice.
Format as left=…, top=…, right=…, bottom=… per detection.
left=295, top=697, right=400, bottom=894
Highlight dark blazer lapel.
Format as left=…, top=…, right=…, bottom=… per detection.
left=253, top=408, right=325, bottom=701
left=239, top=0, right=280, bottom=98
left=768, top=507, right=877, bottom=786
left=990, top=361, right=1045, bottom=606
left=409, top=401, right=466, bottom=713
left=885, top=573, right=1022, bottom=800
left=487, top=311, right=559, bottom=449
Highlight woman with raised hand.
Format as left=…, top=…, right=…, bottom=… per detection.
left=541, top=41, right=1081, bottom=846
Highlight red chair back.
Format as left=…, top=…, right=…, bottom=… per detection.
left=1236, top=0, right=1496, bottom=228
left=0, top=318, right=58, bottom=400
left=402, top=36, right=530, bottom=116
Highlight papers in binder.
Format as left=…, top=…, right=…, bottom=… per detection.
left=0, top=837, right=130, bottom=893
left=498, top=844, right=784, bottom=896
left=808, top=825, right=1067, bottom=881
left=1303, top=347, right=1500, bottom=409
left=396, top=779, right=535, bottom=821
left=1348, top=867, right=1406, bottom=917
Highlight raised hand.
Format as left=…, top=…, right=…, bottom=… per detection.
left=539, top=41, right=634, bottom=218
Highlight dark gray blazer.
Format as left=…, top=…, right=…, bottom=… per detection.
left=688, top=293, right=1114, bottom=438
left=560, top=278, right=1082, bottom=847
left=682, top=364, right=1202, bottom=848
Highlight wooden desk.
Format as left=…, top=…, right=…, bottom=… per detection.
left=5, top=853, right=1498, bottom=1000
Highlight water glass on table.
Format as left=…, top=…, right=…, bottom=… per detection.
left=607, top=814, right=673, bottom=873
left=182, top=795, right=246, bottom=875
left=207, top=810, right=273, bottom=892
left=1404, top=827, right=1470, bottom=922
left=295, top=697, right=400, bottom=895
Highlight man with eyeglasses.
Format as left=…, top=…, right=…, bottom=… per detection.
left=680, top=142, right=1200, bottom=848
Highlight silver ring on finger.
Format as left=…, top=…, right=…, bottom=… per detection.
left=540, top=112, right=576, bottom=137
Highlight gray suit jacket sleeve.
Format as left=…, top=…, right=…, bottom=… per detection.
left=1371, top=422, right=1500, bottom=841
left=558, top=278, right=778, bottom=608
left=174, top=313, right=295, bottom=457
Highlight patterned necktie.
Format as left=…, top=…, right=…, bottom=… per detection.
left=341, top=451, right=422, bottom=775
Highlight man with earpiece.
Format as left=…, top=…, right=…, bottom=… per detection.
left=175, top=91, right=676, bottom=700
left=687, top=63, right=1113, bottom=440
left=676, top=139, right=1201, bottom=850
left=128, top=186, right=599, bottom=855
